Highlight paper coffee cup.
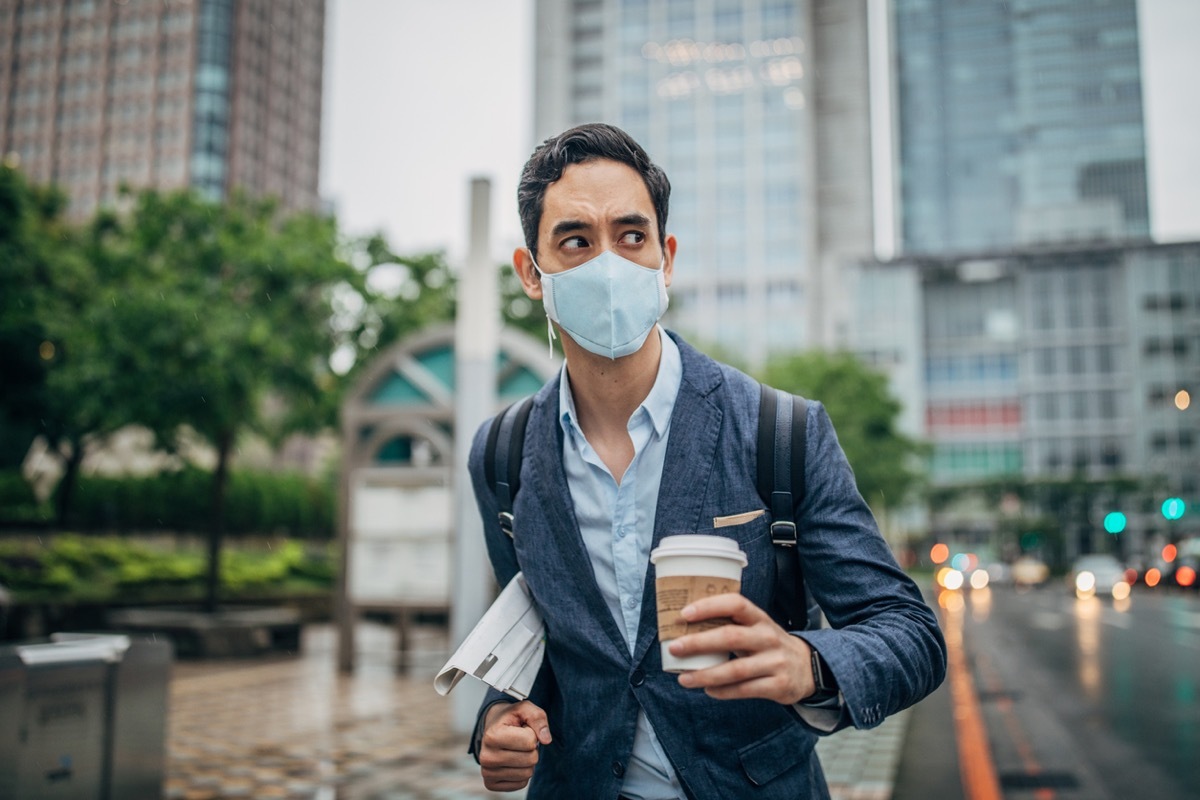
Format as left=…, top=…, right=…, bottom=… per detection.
left=650, top=534, right=748, bottom=673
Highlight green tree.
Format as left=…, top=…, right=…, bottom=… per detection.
left=0, top=164, right=127, bottom=524
left=332, top=239, right=458, bottom=383
left=95, top=188, right=364, bottom=611
left=758, top=351, right=927, bottom=510
left=0, top=164, right=70, bottom=471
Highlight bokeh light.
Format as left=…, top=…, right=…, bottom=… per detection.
left=1075, top=571, right=1096, bottom=595
left=930, top=543, right=949, bottom=564
left=969, top=569, right=990, bottom=590
left=1163, top=544, right=1177, bottom=563
left=1177, top=566, right=1197, bottom=588
left=943, top=569, right=964, bottom=591
left=1176, top=389, right=1191, bottom=410
left=1145, top=568, right=1162, bottom=587
left=1111, top=581, right=1131, bottom=601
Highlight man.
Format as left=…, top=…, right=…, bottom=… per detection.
left=467, top=123, right=946, bottom=798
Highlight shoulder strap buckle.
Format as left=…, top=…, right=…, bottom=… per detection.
left=770, top=519, right=797, bottom=547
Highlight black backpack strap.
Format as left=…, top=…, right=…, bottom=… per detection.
left=483, top=396, right=535, bottom=539
left=757, top=384, right=815, bottom=630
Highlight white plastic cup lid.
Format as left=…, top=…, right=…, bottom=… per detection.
left=650, top=534, right=748, bottom=567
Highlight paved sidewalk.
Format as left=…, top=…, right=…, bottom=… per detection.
left=166, top=622, right=909, bottom=799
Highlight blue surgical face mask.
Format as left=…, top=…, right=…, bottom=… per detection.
left=532, top=248, right=670, bottom=360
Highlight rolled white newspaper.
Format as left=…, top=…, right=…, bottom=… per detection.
left=435, top=572, right=545, bottom=701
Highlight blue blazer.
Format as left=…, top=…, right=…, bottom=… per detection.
left=467, top=331, right=946, bottom=799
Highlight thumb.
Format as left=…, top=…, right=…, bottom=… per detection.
left=509, top=702, right=553, bottom=745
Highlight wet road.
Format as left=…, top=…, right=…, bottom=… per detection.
left=949, top=583, right=1200, bottom=799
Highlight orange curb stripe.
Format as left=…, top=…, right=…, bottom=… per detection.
left=944, top=597, right=1003, bottom=800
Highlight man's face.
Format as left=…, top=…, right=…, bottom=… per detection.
left=515, top=158, right=675, bottom=294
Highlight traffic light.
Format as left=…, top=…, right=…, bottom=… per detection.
left=1103, top=512, right=1127, bottom=534
left=1162, top=497, right=1186, bottom=521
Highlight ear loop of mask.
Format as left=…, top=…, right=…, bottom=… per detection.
left=530, top=253, right=557, bottom=359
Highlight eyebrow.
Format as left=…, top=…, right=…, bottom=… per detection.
left=550, top=219, right=590, bottom=238
left=615, top=212, right=652, bottom=228
left=549, top=213, right=652, bottom=239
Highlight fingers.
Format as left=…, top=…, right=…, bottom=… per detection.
left=479, top=701, right=551, bottom=791
left=670, top=618, right=775, bottom=658
left=669, top=615, right=812, bottom=705
left=487, top=700, right=553, bottom=746
left=509, top=701, right=553, bottom=746
left=681, top=592, right=770, bottom=627
left=679, top=647, right=808, bottom=704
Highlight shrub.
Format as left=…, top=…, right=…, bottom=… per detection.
left=0, top=469, right=51, bottom=525
left=0, top=535, right=336, bottom=603
left=66, top=467, right=334, bottom=538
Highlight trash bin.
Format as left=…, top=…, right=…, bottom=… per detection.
left=0, top=633, right=172, bottom=799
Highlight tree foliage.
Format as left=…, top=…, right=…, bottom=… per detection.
left=84, top=188, right=367, bottom=608
left=758, top=351, right=928, bottom=510
left=0, top=165, right=72, bottom=470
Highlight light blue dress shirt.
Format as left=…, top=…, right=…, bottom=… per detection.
left=557, top=326, right=687, bottom=800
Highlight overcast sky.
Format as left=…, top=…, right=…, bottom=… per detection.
left=319, top=0, right=1200, bottom=266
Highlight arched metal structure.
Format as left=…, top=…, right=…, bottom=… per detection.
left=335, top=324, right=557, bottom=671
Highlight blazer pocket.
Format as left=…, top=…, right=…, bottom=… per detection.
left=713, top=509, right=766, bottom=528
left=737, top=721, right=815, bottom=787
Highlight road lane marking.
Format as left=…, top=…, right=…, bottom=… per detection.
left=974, top=648, right=1057, bottom=800
left=1031, top=611, right=1066, bottom=630
left=943, top=592, right=1004, bottom=800
left=1177, top=612, right=1200, bottom=630
left=1102, top=612, right=1131, bottom=629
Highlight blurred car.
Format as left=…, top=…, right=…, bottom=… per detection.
left=1010, top=556, right=1049, bottom=587
left=1070, top=554, right=1127, bottom=597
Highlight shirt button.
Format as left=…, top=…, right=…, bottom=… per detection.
left=611, top=760, right=625, bottom=778
left=625, top=596, right=638, bottom=609
left=630, top=669, right=645, bottom=687
left=617, top=526, right=627, bottom=539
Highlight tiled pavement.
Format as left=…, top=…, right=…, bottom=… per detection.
left=166, top=622, right=910, bottom=800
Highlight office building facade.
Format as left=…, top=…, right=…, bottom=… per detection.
left=893, top=0, right=1149, bottom=253
left=532, top=0, right=875, bottom=363
left=0, top=0, right=325, bottom=219
left=857, top=241, right=1200, bottom=552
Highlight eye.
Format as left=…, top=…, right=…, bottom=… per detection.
left=619, top=231, right=646, bottom=245
left=561, top=235, right=589, bottom=251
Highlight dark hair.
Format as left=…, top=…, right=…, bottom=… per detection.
left=518, top=123, right=671, bottom=261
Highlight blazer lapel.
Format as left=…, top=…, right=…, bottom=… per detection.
left=523, top=383, right=632, bottom=661
left=633, top=337, right=725, bottom=665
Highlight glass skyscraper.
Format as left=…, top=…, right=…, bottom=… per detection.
left=0, top=0, right=325, bottom=219
left=894, top=0, right=1149, bottom=253
left=533, top=0, right=875, bottom=363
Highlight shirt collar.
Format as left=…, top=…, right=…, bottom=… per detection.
left=559, top=326, right=682, bottom=439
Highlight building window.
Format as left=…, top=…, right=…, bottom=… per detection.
left=1067, top=346, right=1085, bottom=374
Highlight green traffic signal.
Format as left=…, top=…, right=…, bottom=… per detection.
left=1162, top=497, right=1186, bottom=521
left=1103, top=512, right=1127, bottom=534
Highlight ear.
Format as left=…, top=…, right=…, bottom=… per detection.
left=662, top=234, right=677, bottom=288
left=513, top=247, right=543, bottom=300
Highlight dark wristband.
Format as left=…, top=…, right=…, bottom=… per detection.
left=810, top=648, right=838, bottom=698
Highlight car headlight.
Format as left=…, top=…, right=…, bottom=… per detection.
left=1075, top=571, right=1096, bottom=593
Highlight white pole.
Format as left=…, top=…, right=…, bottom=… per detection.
left=451, top=177, right=498, bottom=733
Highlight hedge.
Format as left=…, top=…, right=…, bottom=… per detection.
left=0, top=534, right=337, bottom=604
left=0, top=470, right=51, bottom=526
left=64, top=467, right=335, bottom=538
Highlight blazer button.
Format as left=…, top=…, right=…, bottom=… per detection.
left=629, top=668, right=645, bottom=687
left=611, top=760, right=625, bottom=778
